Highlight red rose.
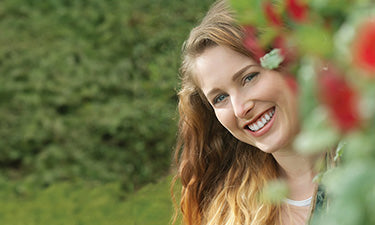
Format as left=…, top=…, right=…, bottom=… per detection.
left=286, top=0, right=308, bottom=22
left=318, top=65, right=360, bottom=132
left=263, top=1, right=283, bottom=27
left=243, top=26, right=265, bottom=62
left=353, top=19, right=375, bottom=74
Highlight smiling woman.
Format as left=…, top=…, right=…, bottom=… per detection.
left=195, top=45, right=299, bottom=153
left=172, top=0, right=327, bottom=225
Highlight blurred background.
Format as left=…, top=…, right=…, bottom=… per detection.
left=0, top=0, right=214, bottom=224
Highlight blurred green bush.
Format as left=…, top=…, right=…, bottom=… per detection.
left=0, top=176, right=177, bottom=225
left=0, top=0, right=213, bottom=191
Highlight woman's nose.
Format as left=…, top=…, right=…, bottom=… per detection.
left=232, top=96, right=254, bottom=119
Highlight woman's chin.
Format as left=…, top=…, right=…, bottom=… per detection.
left=254, top=143, right=279, bottom=154
left=254, top=137, right=294, bottom=154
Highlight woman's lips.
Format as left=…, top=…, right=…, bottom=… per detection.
left=246, top=107, right=276, bottom=137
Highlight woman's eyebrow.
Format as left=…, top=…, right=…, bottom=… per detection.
left=232, top=64, right=256, bottom=82
left=206, top=88, right=221, bottom=102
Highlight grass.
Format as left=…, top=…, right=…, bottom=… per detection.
left=0, top=176, right=179, bottom=225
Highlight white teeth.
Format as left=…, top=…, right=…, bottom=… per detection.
left=248, top=108, right=275, bottom=132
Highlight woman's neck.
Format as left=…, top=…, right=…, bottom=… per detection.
left=272, top=146, right=323, bottom=201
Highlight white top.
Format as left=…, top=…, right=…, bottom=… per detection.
left=285, top=196, right=313, bottom=207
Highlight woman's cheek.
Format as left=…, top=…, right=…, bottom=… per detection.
left=215, top=109, right=235, bottom=131
left=214, top=109, right=228, bottom=127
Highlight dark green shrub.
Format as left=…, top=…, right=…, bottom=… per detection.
left=0, top=0, right=214, bottom=191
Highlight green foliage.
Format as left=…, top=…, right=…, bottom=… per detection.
left=0, top=176, right=175, bottom=225
left=261, top=179, right=288, bottom=204
left=230, top=0, right=267, bottom=26
left=0, top=0, right=213, bottom=190
left=294, top=24, right=334, bottom=57
left=294, top=106, right=340, bottom=154
left=260, top=48, right=284, bottom=70
left=230, top=1, right=375, bottom=224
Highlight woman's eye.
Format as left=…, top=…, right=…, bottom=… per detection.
left=243, top=72, right=260, bottom=84
left=213, top=94, right=227, bottom=104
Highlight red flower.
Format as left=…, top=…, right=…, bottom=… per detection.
left=263, top=1, right=283, bottom=27
left=353, top=19, right=375, bottom=74
left=286, top=0, right=308, bottom=22
left=318, top=65, right=360, bottom=132
left=243, top=26, right=265, bottom=62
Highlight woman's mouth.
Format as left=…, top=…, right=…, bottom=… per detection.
left=245, top=107, right=276, bottom=137
left=248, top=107, right=275, bottom=131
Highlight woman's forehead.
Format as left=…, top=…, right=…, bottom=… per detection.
left=194, top=46, right=256, bottom=87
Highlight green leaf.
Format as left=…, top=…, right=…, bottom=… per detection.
left=260, top=48, right=284, bottom=69
left=294, top=107, right=340, bottom=154
left=343, top=131, right=375, bottom=161
left=312, top=172, right=324, bottom=184
left=334, top=141, right=345, bottom=162
left=261, top=179, right=289, bottom=204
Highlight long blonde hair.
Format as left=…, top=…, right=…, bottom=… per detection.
left=172, top=1, right=282, bottom=224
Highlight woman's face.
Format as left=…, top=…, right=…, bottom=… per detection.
left=195, top=45, right=299, bottom=153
